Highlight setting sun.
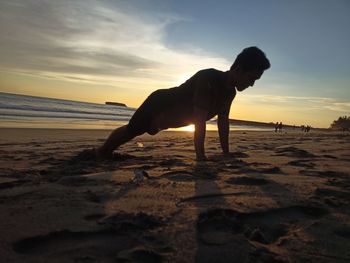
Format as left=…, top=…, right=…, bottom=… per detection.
left=172, top=124, right=195, bottom=132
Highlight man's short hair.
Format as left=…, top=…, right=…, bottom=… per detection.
left=231, top=46, right=270, bottom=71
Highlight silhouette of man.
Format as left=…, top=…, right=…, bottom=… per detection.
left=96, top=47, right=270, bottom=160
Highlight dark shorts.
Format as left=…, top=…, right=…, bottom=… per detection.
left=126, top=89, right=174, bottom=136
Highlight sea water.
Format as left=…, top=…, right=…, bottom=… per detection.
left=0, top=92, right=272, bottom=131
left=0, top=92, right=135, bottom=129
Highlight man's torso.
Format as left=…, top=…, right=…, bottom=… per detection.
left=158, top=68, right=236, bottom=127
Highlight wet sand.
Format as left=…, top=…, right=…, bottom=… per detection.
left=0, top=128, right=350, bottom=262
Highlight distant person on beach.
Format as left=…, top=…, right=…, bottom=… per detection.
left=301, top=125, right=311, bottom=133
left=275, top=122, right=279, bottom=132
left=278, top=122, right=283, bottom=132
left=95, top=47, right=270, bottom=161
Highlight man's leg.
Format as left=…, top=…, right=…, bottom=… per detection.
left=95, top=125, right=136, bottom=158
left=95, top=90, right=177, bottom=158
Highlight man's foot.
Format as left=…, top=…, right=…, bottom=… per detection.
left=75, top=148, right=97, bottom=161
left=95, top=147, right=113, bottom=159
left=75, top=148, right=113, bottom=161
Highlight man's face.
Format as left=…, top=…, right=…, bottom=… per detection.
left=235, top=69, right=263, bottom=92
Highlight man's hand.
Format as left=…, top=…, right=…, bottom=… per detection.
left=222, top=151, right=231, bottom=157
left=222, top=152, right=235, bottom=161
left=196, top=154, right=207, bottom=161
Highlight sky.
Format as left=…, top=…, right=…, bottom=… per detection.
left=0, top=0, right=349, bottom=128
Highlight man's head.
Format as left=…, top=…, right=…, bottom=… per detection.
left=229, top=46, right=270, bottom=92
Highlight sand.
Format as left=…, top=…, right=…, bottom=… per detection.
left=0, top=128, right=349, bottom=263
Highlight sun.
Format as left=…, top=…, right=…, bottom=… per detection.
left=171, top=124, right=195, bottom=132
left=183, top=124, right=195, bottom=132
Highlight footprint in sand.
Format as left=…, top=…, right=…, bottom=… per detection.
left=195, top=206, right=324, bottom=263
left=197, top=205, right=328, bottom=246
left=334, top=227, right=350, bottom=239
left=159, top=158, right=186, bottom=167
left=117, top=246, right=164, bottom=262
left=229, top=151, right=250, bottom=158
left=13, top=212, right=166, bottom=262
left=195, top=206, right=330, bottom=262
left=159, top=171, right=196, bottom=182
left=83, top=213, right=106, bottom=221
left=314, top=187, right=350, bottom=207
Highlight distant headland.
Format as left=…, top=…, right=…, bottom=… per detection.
left=105, top=102, right=127, bottom=107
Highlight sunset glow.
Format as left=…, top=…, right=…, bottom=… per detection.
left=173, top=124, right=195, bottom=133
left=0, top=1, right=349, bottom=128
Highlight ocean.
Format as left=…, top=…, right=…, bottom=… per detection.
left=0, top=92, right=135, bottom=129
left=0, top=92, right=272, bottom=131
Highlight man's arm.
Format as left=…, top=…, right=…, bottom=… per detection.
left=217, top=95, right=234, bottom=155
left=193, top=106, right=208, bottom=161
left=217, top=113, right=230, bottom=154
left=192, top=73, right=215, bottom=161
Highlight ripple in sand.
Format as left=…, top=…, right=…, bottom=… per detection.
left=287, top=159, right=315, bottom=168
left=300, top=170, right=349, bottom=179
left=158, top=158, right=186, bottom=167
left=275, top=146, right=315, bottom=158
left=315, top=187, right=350, bottom=202
left=226, top=176, right=270, bottom=186
left=13, top=229, right=134, bottom=255
left=99, top=212, right=164, bottom=232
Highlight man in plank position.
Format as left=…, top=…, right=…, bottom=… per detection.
left=96, top=46, right=270, bottom=161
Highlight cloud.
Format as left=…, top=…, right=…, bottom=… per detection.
left=239, top=94, right=350, bottom=113
left=0, top=0, right=229, bottom=89
left=323, top=102, right=350, bottom=112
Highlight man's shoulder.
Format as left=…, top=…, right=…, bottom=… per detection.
left=197, top=68, right=227, bottom=89
left=177, top=68, right=225, bottom=92
left=197, top=68, right=224, bottom=77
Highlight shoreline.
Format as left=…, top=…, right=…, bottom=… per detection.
left=0, top=127, right=338, bottom=142
left=0, top=125, right=330, bottom=133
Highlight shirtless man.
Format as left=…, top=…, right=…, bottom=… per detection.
left=96, top=46, right=270, bottom=160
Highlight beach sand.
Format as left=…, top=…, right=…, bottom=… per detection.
left=0, top=128, right=349, bottom=262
